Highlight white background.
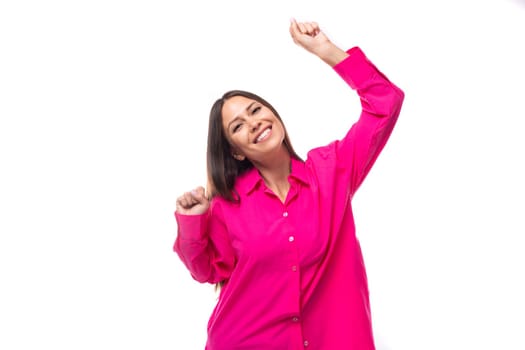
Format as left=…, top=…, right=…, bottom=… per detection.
left=1, top=0, right=524, bottom=349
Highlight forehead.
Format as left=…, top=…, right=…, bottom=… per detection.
left=221, top=96, right=256, bottom=124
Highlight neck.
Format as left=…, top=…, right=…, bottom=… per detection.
left=253, top=147, right=292, bottom=202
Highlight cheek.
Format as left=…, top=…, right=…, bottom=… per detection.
left=275, top=122, right=286, bottom=137
left=228, top=134, right=247, bottom=150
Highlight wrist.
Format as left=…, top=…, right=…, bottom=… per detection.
left=315, top=42, right=349, bottom=67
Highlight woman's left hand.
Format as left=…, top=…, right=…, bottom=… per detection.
left=289, top=18, right=348, bottom=67
left=289, top=19, right=331, bottom=56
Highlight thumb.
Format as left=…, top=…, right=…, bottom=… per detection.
left=289, top=18, right=302, bottom=43
left=191, top=186, right=208, bottom=203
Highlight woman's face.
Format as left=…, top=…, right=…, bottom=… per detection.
left=221, top=95, right=286, bottom=163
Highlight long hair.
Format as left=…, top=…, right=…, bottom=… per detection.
left=207, top=90, right=302, bottom=202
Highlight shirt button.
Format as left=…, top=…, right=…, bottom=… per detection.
left=288, top=236, right=295, bottom=242
left=291, top=265, right=297, bottom=272
left=282, top=211, right=288, bottom=217
left=292, top=316, right=299, bottom=322
left=304, top=340, right=309, bottom=347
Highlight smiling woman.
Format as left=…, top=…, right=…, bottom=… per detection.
left=2, top=0, right=525, bottom=349
left=208, top=90, right=302, bottom=202
left=173, top=19, right=404, bottom=349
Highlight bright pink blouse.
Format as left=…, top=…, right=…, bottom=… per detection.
left=174, top=47, right=404, bottom=350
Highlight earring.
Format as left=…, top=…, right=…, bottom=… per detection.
left=233, top=154, right=246, bottom=161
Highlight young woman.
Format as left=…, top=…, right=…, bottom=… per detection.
left=174, top=19, right=404, bottom=350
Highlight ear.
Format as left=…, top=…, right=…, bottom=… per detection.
left=232, top=153, right=246, bottom=161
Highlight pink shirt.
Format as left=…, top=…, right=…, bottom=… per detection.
left=174, top=47, right=404, bottom=350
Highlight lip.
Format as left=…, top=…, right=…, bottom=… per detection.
left=253, top=126, right=272, bottom=144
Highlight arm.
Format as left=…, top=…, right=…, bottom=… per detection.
left=290, top=20, right=404, bottom=195
left=174, top=187, right=235, bottom=283
left=333, top=47, right=404, bottom=195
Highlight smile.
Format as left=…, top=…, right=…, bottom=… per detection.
left=255, top=127, right=271, bottom=143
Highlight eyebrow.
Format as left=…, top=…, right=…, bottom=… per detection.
left=227, top=101, right=257, bottom=130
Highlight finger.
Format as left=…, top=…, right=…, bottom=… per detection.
left=176, top=195, right=191, bottom=210
left=184, top=194, right=194, bottom=207
left=289, top=18, right=301, bottom=41
left=297, top=22, right=307, bottom=34
left=179, top=191, right=195, bottom=207
left=187, top=191, right=200, bottom=204
left=303, top=22, right=315, bottom=35
left=175, top=197, right=183, bottom=210
left=194, top=186, right=206, bottom=199
left=311, top=21, right=320, bottom=36
left=191, top=187, right=208, bottom=204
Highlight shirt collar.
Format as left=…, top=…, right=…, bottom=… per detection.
left=237, top=167, right=263, bottom=195
left=289, top=157, right=310, bottom=187
left=236, top=157, right=310, bottom=196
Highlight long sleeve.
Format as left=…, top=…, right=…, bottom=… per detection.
left=332, top=46, right=405, bottom=196
left=173, top=201, right=235, bottom=284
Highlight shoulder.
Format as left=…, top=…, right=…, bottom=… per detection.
left=306, top=140, right=339, bottom=164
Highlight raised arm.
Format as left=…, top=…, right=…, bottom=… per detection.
left=290, top=19, right=404, bottom=195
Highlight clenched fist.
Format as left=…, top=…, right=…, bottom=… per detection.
left=176, top=186, right=210, bottom=215
left=289, top=18, right=349, bottom=67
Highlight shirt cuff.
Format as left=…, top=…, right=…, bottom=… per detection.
left=175, top=211, right=208, bottom=241
left=333, top=46, right=376, bottom=90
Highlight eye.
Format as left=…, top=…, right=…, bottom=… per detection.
left=232, top=123, right=242, bottom=133
left=252, top=106, right=261, bottom=114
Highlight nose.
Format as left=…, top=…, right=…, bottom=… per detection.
left=249, top=119, right=261, bottom=133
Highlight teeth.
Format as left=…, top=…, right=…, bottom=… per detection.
left=256, top=128, right=270, bottom=143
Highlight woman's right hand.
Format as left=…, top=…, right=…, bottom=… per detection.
left=176, top=186, right=210, bottom=215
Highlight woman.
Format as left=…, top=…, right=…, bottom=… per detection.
left=174, top=19, right=404, bottom=350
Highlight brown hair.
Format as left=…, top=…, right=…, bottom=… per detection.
left=207, top=90, right=302, bottom=202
